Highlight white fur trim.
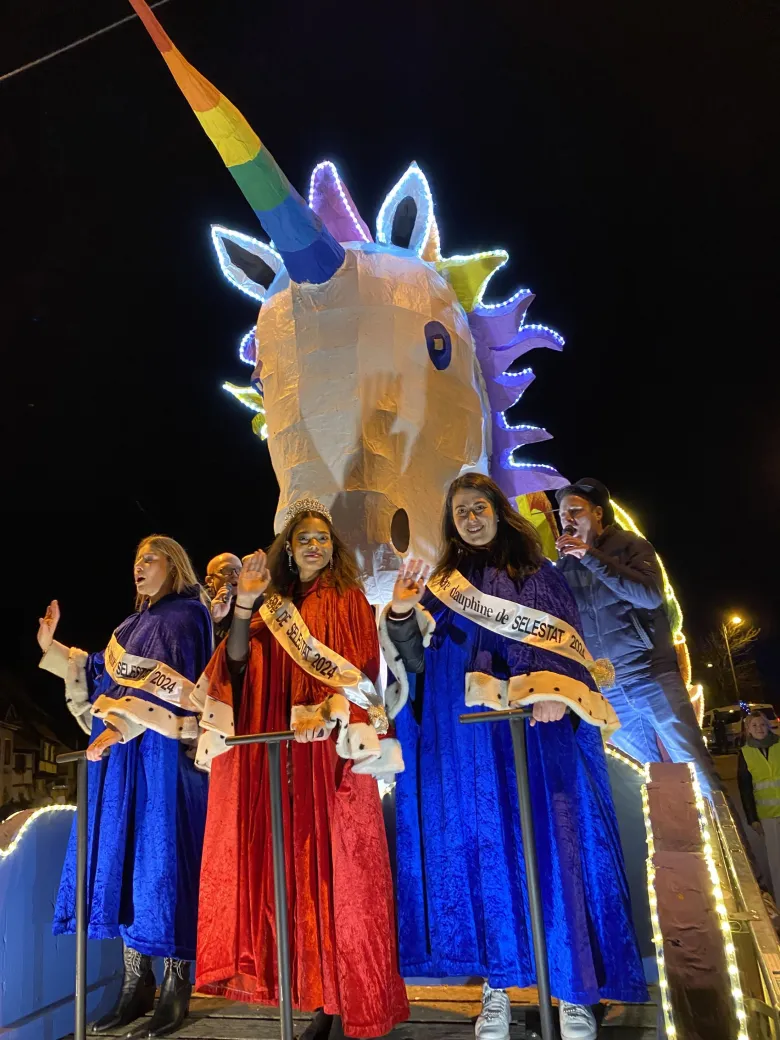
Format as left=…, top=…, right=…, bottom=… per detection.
left=199, top=695, right=235, bottom=738
left=40, top=643, right=93, bottom=736
left=337, top=721, right=381, bottom=763
left=92, top=694, right=199, bottom=741
left=39, top=641, right=69, bottom=679
left=66, top=649, right=92, bottom=735
left=352, top=737, right=405, bottom=778
left=101, top=712, right=145, bottom=744
left=378, top=603, right=436, bottom=719
left=463, top=670, right=619, bottom=730
left=465, top=672, right=510, bottom=711
left=190, top=672, right=210, bottom=714
left=195, top=729, right=228, bottom=772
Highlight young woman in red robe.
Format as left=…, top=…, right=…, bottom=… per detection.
left=193, top=498, right=408, bottom=1040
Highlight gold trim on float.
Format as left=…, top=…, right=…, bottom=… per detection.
left=711, top=789, right=780, bottom=1037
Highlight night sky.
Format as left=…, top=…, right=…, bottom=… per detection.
left=2, top=0, right=777, bottom=739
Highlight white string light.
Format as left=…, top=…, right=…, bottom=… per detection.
left=605, top=743, right=646, bottom=777
left=375, top=163, right=434, bottom=257
left=210, top=225, right=283, bottom=303
left=521, top=323, right=565, bottom=348
left=438, top=249, right=510, bottom=309
left=308, top=161, right=371, bottom=244
left=500, top=366, right=534, bottom=380
left=475, top=286, right=534, bottom=313
left=0, top=805, right=75, bottom=859
left=689, top=765, right=750, bottom=1040
left=641, top=768, right=677, bottom=1040
left=505, top=458, right=561, bottom=472
left=239, top=327, right=257, bottom=366
left=498, top=418, right=547, bottom=433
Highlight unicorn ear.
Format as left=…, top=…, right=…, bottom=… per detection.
left=211, top=226, right=285, bottom=302
left=376, top=163, right=434, bottom=256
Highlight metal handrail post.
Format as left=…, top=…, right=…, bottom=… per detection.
left=460, top=707, right=556, bottom=1040
left=225, top=730, right=295, bottom=1040
left=57, top=748, right=97, bottom=1040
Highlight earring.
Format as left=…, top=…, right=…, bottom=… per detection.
left=286, top=544, right=297, bottom=571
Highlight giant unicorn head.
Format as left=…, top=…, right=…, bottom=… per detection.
left=129, top=0, right=568, bottom=602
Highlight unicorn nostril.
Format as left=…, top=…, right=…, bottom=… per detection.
left=391, top=509, right=410, bottom=554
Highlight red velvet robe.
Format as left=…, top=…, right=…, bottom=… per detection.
left=195, top=580, right=409, bottom=1038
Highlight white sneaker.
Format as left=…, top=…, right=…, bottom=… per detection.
left=475, top=982, right=511, bottom=1039
left=559, top=1001, right=597, bottom=1039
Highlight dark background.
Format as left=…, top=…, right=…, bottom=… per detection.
left=1, top=0, right=777, bottom=740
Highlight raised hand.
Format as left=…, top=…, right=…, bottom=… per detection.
left=37, top=600, right=61, bottom=652
left=236, top=551, right=271, bottom=607
left=391, top=558, right=430, bottom=615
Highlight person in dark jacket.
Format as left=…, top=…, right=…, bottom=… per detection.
left=205, top=552, right=242, bottom=642
left=555, top=477, right=720, bottom=797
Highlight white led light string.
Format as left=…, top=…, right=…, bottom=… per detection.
left=605, top=743, right=646, bottom=777
left=690, top=766, right=750, bottom=1040
left=0, top=804, right=75, bottom=859
left=641, top=768, right=678, bottom=1039
left=308, top=161, right=371, bottom=244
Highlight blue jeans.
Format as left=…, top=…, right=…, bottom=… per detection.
left=607, top=670, right=722, bottom=798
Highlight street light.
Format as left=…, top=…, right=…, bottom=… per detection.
left=722, top=614, right=745, bottom=702
left=706, top=662, right=713, bottom=668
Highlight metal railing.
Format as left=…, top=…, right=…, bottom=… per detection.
left=58, top=711, right=555, bottom=1040
left=225, top=730, right=295, bottom=1040
left=55, top=749, right=98, bottom=1040
left=459, top=706, right=556, bottom=1040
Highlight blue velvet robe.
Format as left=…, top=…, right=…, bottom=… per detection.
left=53, top=589, right=212, bottom=960
left=395, top=558, right=648, bottom=1005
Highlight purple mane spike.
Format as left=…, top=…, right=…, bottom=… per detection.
left=308, top=161, right=373, bottom=245
left=467, top=292, right=567, bottom=496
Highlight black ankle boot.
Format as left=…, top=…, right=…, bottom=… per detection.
left=127, top=958, right=192, bottom=1038
left=89, top=945, right=155, bottom=1034
left=296, top=1009, right=334, bottom=1040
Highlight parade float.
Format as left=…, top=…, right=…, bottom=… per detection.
left=4, top=1, right=779, bottom=1037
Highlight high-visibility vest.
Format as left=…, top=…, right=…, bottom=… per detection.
left=742, top=744, right=780, bottom=819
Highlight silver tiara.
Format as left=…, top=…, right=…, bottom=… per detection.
left=283, top=496, right=333, bottom=527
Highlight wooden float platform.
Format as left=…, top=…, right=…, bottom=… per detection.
left=96, top=985, right=658, bottom=1039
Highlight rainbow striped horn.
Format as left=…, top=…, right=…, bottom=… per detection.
left=127, top=0, right=344, bottom=284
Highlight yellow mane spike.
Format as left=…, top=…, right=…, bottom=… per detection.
left=436, top=250, right=508, bottom=312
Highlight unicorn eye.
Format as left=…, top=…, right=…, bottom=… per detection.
left=424, top=321, right=452, bottom=370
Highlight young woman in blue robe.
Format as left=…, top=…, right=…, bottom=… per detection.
left=379, top=475, right=647, bottom=1040
left=37, top=535, right=212, bottom=1038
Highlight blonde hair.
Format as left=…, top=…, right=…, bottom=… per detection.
left=134, top=534, right=200, bottom=610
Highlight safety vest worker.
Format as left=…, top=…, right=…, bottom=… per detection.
left=741, top=743, right=780, bottom=819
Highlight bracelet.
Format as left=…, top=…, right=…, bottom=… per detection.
left=388, top=608, right=414, bottom=621
left=234, top=603, right=254, bottom=614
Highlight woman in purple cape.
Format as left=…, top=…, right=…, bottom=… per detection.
left=380, top=475, right=646, bottom=1040
left=37, top=535, right=212, bottom=1038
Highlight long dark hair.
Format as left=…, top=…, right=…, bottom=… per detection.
left=432, top=473, right=544, bottom=582
left=266, top=511, right=362, bottom=597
